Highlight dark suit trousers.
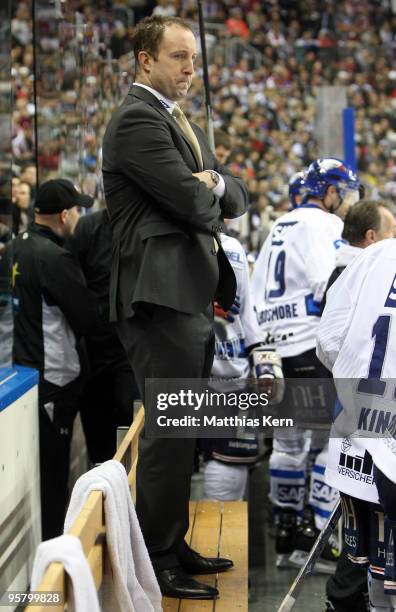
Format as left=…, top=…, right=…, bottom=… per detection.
left=116, top=302, right=214, bottom=570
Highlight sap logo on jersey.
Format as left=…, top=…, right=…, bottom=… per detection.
left=385, top=273, right=396, bottom=308
left=278, top=484, right=305, bottom=504
left=271, top=221, right=298, bottom=246
left=311, top=480, right=339, bottom=504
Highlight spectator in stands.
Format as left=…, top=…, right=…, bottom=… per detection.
left=11, top=1, right=32, bottom=46
left=10, top=0, right=396, bottom=242
left=225, top=8, right=250, bottom=41
left=109, top=21, right=129, bottom=59
left=12, top=179, right=100, bottom=540
left=152, top=0, right=177, bottom=17
left=12, top=90, right=35, bottom=160
left=11, top=175, right=20, bottom=205
left=69, top=208, right=140, bottom=464
left=12, top=180, right=33, bottom=235
left=102, top=14, right=248, bottom=600
left=19, top=163, right=37, bottom=198
left=214, top=128, right=232, bottom=166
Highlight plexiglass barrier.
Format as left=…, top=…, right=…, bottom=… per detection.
left=0, top=0, right=13, bottom=377
left=34, top=0, right=132, bottom=200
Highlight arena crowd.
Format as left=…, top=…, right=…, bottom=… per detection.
left=11, top=0, right=396, bottom=249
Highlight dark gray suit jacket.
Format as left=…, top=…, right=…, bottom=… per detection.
left=102, top=85, right=248, bottom=321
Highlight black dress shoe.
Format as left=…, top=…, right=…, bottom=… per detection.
left=179, top=547, right=234, bottom=575
left=156, top=567, right=219, bottom=599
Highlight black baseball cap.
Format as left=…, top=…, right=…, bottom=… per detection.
left=34, top=179, right=94, bottom=214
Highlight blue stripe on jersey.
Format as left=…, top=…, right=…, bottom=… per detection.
left=305, top=293, right=322, bottom=316
left=312, top=464, right=326, bottom=475
left=311, top=506, right=331, bottom=518
left=270, top=469, right=305, bottom=479
left=333, top=398, right=343, bottom=420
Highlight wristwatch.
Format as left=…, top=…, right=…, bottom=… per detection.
left=207, top=170, right=220, bottom=187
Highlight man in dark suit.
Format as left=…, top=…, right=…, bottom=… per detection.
left=102, top=15, right=248, bottom=600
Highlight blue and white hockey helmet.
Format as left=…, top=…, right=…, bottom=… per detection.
left=304, top=158, right=360, bottom=205
left=288, top=170, right=306, bottom=209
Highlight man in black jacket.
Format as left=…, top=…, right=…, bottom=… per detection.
left=12, top=178, right=99, bottom=540
left=102, top=15, right=248, bottom=599
left=70, top=209, right=139, bottom=463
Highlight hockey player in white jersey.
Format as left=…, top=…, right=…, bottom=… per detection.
left=251, top=158, right=360, bottom=570
left=202, top=232, right=282, bottom=500
left=318, top=238, right=396, bottom=611
left=320, top=200, right=396, bottom=612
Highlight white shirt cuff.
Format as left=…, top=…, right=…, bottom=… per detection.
left=212, top=172, right=226, bottom=198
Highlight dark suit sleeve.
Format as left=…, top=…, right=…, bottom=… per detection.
left=213, top=163, right=248, bottom=220
left=194, top=125, right=249, bottom=220
left=108, top=106, right=226, bottom=233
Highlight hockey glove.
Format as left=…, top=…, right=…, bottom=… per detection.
left=249, top=346, right=285, bottom=404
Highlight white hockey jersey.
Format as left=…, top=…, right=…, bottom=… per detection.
left=317, top=239, right=396, bottom=502
left=212, top=234, right=266, bottom=381
left=251, top=204, right=343, bottom=357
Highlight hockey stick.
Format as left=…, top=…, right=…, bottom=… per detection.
left=277, top=499, right=342, bottom=612
left=197, top=0, right=215, bottom=152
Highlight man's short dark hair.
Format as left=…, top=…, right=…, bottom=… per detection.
left=214, top=129, right=231, bottom=151
left=131, top=16, right=194, bottom=66
left=342, top=199, right=392, bottom=245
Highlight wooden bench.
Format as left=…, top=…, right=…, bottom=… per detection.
left=162, top=500, right=248, bottom=611
left=27, top=407, right=248, bottom=611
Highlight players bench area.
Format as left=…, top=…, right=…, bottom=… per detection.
left=27, top=406, right=248, bottom=611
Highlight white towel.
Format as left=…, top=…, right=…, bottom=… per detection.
left=30, top=534, right=100, bottom=612
left=64, top=460, right=162, bottom=612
